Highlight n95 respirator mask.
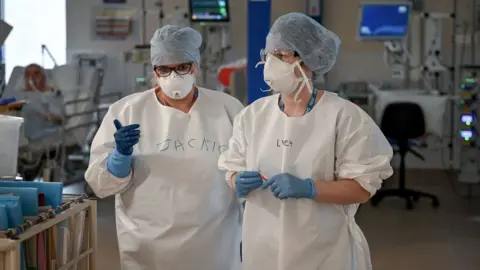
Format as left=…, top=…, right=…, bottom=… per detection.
left=157, top=73, right=195, bottom=99
left=262, top=55, right=304, bottom=94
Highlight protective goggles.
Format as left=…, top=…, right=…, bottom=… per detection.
left=260, top=49, right=300, bottom=62
left=153, top=63, right=193, bottom=77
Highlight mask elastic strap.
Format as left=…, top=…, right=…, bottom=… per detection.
left=297, top=63, right=313, bottom=94
left=255, top=61, right=265, bottom=68
left=292, top=61, right=313, bottom=104
left=191, top=73, right=197, bottom=87
left=293, top=80, right=306, bottom=104
left=260, top=88, right=272, bottom=93
left=256, top=61, right=272, bottom=92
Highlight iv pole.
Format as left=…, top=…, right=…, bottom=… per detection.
left=471, top=0, right=477, bottom=64
left=137, top=0, right=164, bottom=84
left=41, top=44, right=58, bottom=67
left=156, top=0, right=164, bottom=26
left=140, top=0, right=148, bottom=81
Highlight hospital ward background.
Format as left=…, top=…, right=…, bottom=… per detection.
left=0, top=0, right=479, bottom=269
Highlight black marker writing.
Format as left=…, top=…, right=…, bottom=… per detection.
left=276, top=139, right=293, bottom=148
left=155, top=137, right=228, bottom=153
left=157, top=139, right=172, bottom=151
left=201, top=137, right=211, bottom=151
left=174, top=139, right=184, bottom=151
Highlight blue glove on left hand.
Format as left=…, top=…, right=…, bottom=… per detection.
left=235, top=171, right=264, bottom=198
left=263, top=173, right=316, bottom=199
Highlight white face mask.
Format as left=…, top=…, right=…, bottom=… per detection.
left=263, top=55, right=303, bottom=94
left=27, top=79, right=52, bottom=102
left=260, top=54, right=313, bottom=103
left=157, top=73, right=195, bottom=100
left=29, top=79, right=43, bottom=92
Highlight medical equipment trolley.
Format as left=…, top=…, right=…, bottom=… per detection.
left=0, top=195, right=97, bottom=270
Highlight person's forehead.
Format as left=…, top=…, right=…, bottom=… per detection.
left=26, top=66, right=42, bottom=73
left=271, top=49, right=295, bottom=55
left=157, top=63, right=190, bottom=68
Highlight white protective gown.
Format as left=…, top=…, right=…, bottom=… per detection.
left=218, top=91, right=393, bottom=270
left=85, top=88, right=244, bottom=270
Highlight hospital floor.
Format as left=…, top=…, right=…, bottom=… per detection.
left=63, top=169, right=480, bottom=270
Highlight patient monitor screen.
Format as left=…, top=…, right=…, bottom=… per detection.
left=358, top=3, right=410, bottom=40
left=189, top=0, right=230, bottom=22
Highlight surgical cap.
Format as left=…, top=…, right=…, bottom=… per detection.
left=265, top=12, right=341, bottom=85
left=150, top=25, right=203, bottom=67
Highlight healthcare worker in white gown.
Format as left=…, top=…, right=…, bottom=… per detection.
left=218, top=13, right=394, bottom=270
left=85, top=25, right=243, bottom=270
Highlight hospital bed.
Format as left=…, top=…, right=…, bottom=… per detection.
left=368, top=84, right=451, bottom=169
left=4, top=64, right=122, bottom=182
left=58, top=64, right=121, bottom=179
left=368, top=84, right=449, bottom=138
left=334, top=82, right=450, bottom=136
left=334, top=82, right=451, bottom=169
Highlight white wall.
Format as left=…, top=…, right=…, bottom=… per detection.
left=4, top=0, right=66, bottom=81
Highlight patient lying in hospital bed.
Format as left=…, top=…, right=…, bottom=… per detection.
left=13, top=64, right=66, bottom=180
left=18, top=64, right=65, bottom=143
left=11, top=62, right=120, bottom=181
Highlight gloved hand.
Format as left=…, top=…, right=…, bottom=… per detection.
left=113, top=119, right=141, bottom=156
left=262, top=173, right=316, bottom=199
left=235, top=171, right=264, bottom=198
left=107, top=120, right=141, bottom=178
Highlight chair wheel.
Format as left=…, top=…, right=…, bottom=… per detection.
left=406, top=200, right=414, bottom=210
left=432, top=199, right=440, bottom=208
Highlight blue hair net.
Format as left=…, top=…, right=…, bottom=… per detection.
left=150, top=25, right=203, bottom=67
left=265, top=12, right=341, bottom=86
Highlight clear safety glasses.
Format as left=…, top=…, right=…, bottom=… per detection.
left=260, top=49, right=299, bottom=62
left=154, top=63, right=193, bottom=77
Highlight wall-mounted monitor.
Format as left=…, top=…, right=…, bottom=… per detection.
left=358, top=3, right=411, bottom=40
left=189, top=0, right=230, bottom=23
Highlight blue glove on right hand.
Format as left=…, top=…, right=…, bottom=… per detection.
left=113, top=120, right=141, bottom=156
left=235, top=171, right=264, bottom=198
left=262, top=173, right=315, bottom=200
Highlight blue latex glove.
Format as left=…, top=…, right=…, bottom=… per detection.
left=107, top=149, right=133, bottom=178
left=113, top=119, right=141, bottom=156
left=262, top=173, right=316, bottom=199
left=235, top=171, right=264, bottom=198
left=107, top=120, right=141, bottom=178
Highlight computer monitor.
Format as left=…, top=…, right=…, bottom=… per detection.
left=189, top=0, right=230, bottom=23
left=358, top=3, right=411, bottom=40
